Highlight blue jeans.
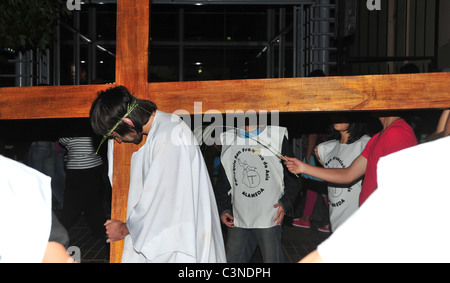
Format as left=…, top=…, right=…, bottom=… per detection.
left=225, top=226, right=284, bottom=263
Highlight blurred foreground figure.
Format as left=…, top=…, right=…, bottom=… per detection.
left=0, top=155, right=74, bottom=263
left=301, top=136, right=450, bottom=263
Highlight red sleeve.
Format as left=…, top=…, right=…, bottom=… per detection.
left=361, top=134, right=377, bottom=159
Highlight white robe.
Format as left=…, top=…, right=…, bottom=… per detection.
left=0, top=156, right=52, bottom=263
left=121, top=111, right=226, bottom=263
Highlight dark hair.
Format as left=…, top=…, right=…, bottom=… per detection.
left=329, top=114, right=369, bottom=144
left=399, top=63, right=420, bottom=74
left=90, top=85, right=157, bottom=137
left=308, top=69, right=326, bottom=77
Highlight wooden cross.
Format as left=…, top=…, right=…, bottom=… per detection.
left=0, top=1, right=449, bottom=263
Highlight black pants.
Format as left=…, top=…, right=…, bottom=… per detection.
left=61, top=165, right=107, bottom=238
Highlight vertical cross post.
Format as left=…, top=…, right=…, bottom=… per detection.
left=109, top=0, right=150, bottom=263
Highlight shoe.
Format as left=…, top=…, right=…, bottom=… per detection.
left=292, top=219, right=311, bottom=228
left=318, top=225, right=331, bottom=233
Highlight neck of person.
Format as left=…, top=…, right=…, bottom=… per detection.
left=142, top=112, right=156, bottom=135
left=379, top=116, right=401, bottom=131
left=245, top=125, right=259, bottom=133
left=340, top=131, right=350, bottom=144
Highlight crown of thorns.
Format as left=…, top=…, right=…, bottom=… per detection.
left=95, top=97, right=140, bottom=154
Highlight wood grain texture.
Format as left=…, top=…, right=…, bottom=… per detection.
left=0, top=84, right=113, bottom=120
left=149, top=73, right=450, bottom=113
left=109, top=0, right=150, bottom=263
left=115, top=0, right=149, bottom=100
left=2, top=73, right=448, bottom=121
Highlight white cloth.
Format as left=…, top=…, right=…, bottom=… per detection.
left=317, top=136, right=370, bottom=231
left=0, top=156, right=52, bottom=263
left=317, top=137, right=450, bottom=263
left=122, top=111, right=226, bottom=263
left=220, top=126, right=288, bottom=228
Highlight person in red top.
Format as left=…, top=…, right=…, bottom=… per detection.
left=285, top=114, right=418, bottom=206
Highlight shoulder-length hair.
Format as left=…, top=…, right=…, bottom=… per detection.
left=90, top=85, right=157, bottom=137
left=329, top=114, right=369, bottom=144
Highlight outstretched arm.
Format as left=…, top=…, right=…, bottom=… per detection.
left=444, top=110, right=450, bottom=137
left=284, top=155, right=367, bottom=186
left=428, top=110, right=450, bottom=141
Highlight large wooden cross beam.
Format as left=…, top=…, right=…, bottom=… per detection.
left=0, top=1, right=449, bottom=263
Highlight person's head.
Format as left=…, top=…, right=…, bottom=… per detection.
left=90, top=85, right=157, bottom=145
left=329, top=114, right=368, bottom=144
left=308, top=69, right=326, bottom=77
left=399, top=63, right=420, bottom=74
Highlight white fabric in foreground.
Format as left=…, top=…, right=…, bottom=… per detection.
left=318, top=137, right=450, bottom=263
left=0, top=156, right=52, bottom=263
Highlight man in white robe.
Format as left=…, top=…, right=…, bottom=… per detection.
left=90, top=86, right=226, bottom=263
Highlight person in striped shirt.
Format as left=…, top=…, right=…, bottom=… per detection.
left=58, top=137, right=108, bottom=239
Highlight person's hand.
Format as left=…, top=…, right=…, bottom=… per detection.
left=104, top=219, right=129, bottom=243
left=273, top=203, right=285, bottom=226
left=42, top=242, right=76, bottom=263
left=220, top=212, right=234, bottom=228
left=284, top=157, right=306, bottom=175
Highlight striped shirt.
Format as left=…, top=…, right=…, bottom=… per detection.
left=58, top=137, right=103, bottom=170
